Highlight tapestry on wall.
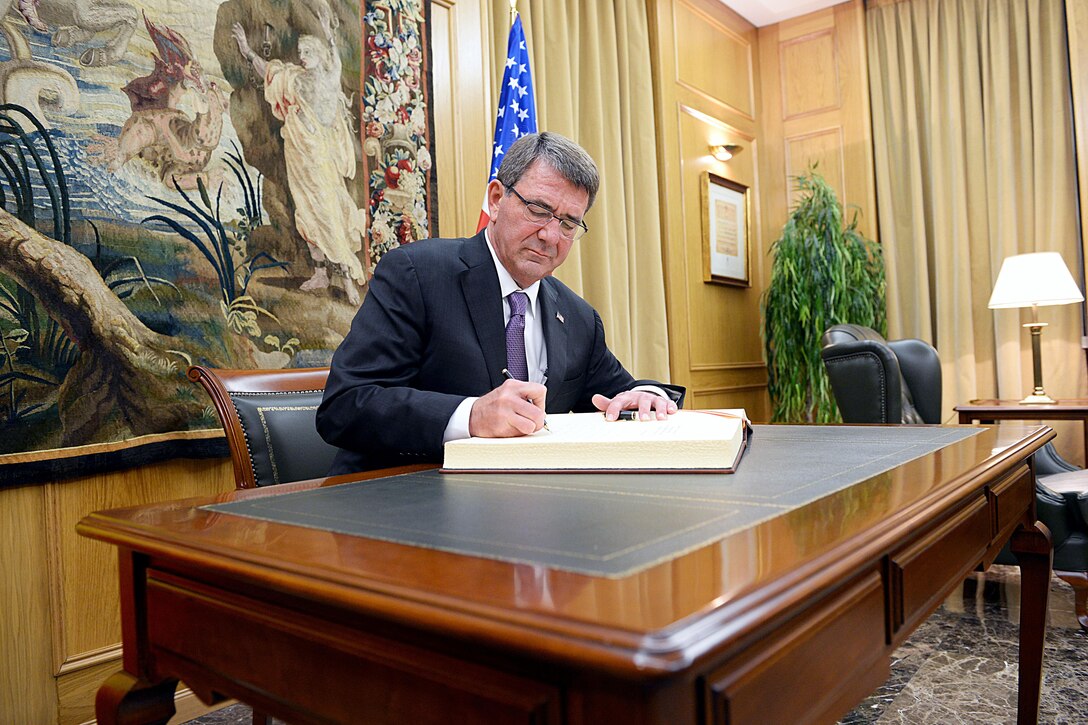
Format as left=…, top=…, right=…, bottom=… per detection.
left=0, top=0, right=436, bottom=484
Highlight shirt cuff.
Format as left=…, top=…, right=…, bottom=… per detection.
left=443, top=397, right=477, bottom=443
left=631, top=384, right=670, bottom=401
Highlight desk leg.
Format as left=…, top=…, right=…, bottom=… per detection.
left=95, top=671, right=178, bottom=725
left=1010, top=521, right=1052, bottom=725
left=1082, top=421, right=1088, bottom=468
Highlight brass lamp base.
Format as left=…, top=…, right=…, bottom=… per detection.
left=1019, top=320, right=1054, bottom=405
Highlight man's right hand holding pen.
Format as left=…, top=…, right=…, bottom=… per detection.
left=468, top=373, right=548, bottom=438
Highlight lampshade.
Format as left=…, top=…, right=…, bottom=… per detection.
left=988, top=252, right=1084, bottom=309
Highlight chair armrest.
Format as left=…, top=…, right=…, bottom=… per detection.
left=1034, top=441, right=1081, bottom=475
left=1036, top=480, right=1077, bottom=546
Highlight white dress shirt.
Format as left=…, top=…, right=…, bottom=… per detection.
left=442, top=231, right=665, bottom=442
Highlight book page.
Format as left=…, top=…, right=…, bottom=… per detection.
left=522, top=409, right=744, bottom=444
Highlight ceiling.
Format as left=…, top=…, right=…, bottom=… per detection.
left=719, top=0, right=846, bottom=27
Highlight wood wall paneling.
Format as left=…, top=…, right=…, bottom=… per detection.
left=674, top=0, right=755, bottom=118
left=692, top=385, right=769, bottom=412
left=49, top=458, right=235, bottom=670
left=0, top=456, right=235, bottom=725
left=55, top=457, right=234, bottom=724
left=652, top=0, right=769, bottom=421
left=678, top=108, right=764, bottom=369
left=757, top=0, right=878, bottom=300
left=784, top=127, right=847, bottom=209
left=780, top=29, right=840, bottom=119
left=1, top=483, right=55, bottom=723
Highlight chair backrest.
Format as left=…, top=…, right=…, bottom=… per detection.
left=188, top=366, right=338, bottom=488
left=819, top=324, right=942, bottom=424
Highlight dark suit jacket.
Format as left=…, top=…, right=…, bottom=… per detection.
left=317, top=232, right=682, bottom=475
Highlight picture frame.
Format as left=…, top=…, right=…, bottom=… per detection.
left=701, top=172, right=751, bottom=286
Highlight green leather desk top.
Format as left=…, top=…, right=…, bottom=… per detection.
left=204, top=425, right=980, bottom=577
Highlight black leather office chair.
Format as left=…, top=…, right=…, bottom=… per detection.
left=188, top=366, right=338, bottom=488
left=821, top=324, right=1088, bottom=628
left=819, top=324, right=940, bottom=425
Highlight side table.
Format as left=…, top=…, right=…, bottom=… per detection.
left=956, top=399, right=1088, bottom=467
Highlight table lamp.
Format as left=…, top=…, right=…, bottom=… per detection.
left=988, top=252, right=1084, bottom=404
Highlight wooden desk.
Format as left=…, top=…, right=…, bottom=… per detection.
left=79, top=426, right=1054, bottom=725
left=956, top=399, right=1088, bottom=466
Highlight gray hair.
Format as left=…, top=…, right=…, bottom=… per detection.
left=496, top=132, right=600, bottom=210
left=298, top=35, right=331, bottom=67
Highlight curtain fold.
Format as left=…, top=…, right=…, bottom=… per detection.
left=867, top=0, right=1084, bottom=441
left=488, top=0, right=671, bottom=380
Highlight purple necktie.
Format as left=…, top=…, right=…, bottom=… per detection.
left=505, top=291, right=529, bottom=381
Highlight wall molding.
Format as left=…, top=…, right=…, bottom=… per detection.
left=690, top=362, right=767, bottom=372
left=694, top=383, right=768, bottom=396
left=57, top=643, right=121, bottom=675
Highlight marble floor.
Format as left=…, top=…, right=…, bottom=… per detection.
left=840, top=566, right=1087, bottom=724
left=182, top=566, right=1087, bottom=725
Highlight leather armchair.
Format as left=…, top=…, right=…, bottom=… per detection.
left=1031, top=470, right=1088, bottom=627
left=188, top=366, right=338, bottom=489
left=820, top=324, right=941, bottom=425
left=821, top=324, right=1088, bottom=628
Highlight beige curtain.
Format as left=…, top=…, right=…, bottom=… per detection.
left=487, top=1, right=670, bottom=381
left=867, top=0, right=1085, bottom=451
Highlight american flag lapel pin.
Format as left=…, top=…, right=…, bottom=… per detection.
left=556, top=311, right=564, bottom=324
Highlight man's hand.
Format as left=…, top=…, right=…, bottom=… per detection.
left=592, top=390, right=678, bottom=421
left=469, top=379, right=548, bottom=437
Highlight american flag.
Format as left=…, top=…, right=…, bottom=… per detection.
left=476, top=14, right=538, bottom=232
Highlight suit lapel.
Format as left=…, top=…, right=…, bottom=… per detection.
left=459, top=234, right=506, bottom=389
left=539, top=279, right=568, bottom=394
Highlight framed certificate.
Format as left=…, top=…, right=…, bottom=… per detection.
left=702, top=172, right=751, bottom=286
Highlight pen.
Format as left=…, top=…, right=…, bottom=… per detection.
left=615, top=410, right=639, bottom=421
left=502, top=368, right=549, bottom=431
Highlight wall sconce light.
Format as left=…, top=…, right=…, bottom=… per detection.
left=710, top=144, right=742, bottom=162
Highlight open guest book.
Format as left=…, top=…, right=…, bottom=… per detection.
left=443, top=409, right=751, bottom=473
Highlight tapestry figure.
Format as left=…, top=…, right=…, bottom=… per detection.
left=110, top=12, right=227, bottom=189
left=232, top=4, right=366, bottom=306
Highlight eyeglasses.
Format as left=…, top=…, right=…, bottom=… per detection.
left=502, top=183, right=589, bottom=241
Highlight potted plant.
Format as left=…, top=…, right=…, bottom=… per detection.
left=761, top=167, right=886, bottom=423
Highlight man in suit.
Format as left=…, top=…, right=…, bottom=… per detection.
left=317, top=132, right=683, bottom=475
